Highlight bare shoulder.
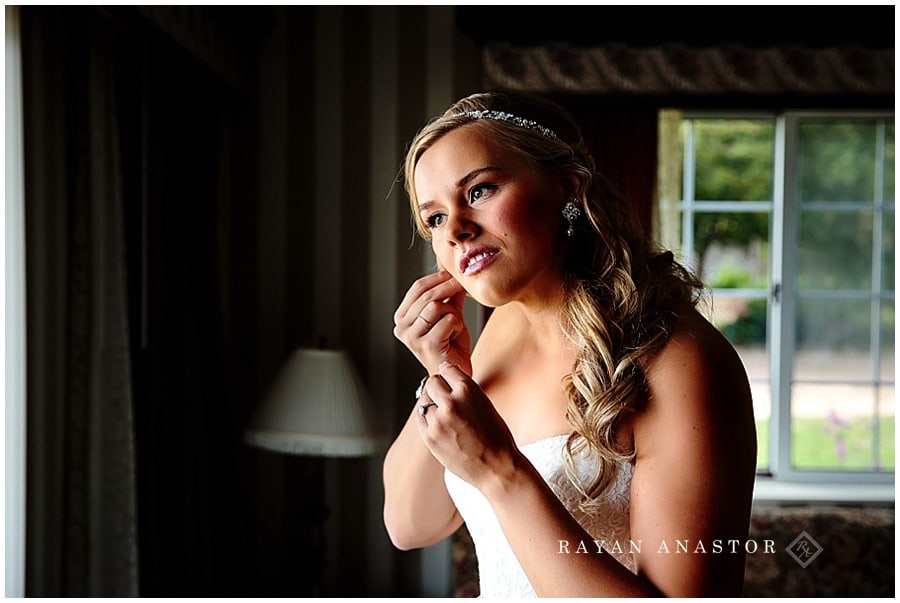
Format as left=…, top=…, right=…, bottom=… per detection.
left=633, top=305, right=757, bottom=488
left=633, top=310, right=757, bottom=494
left=641, top=308, right=756, bottom=436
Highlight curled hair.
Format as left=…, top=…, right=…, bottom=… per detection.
left=404, top=92, right=703, bottom=512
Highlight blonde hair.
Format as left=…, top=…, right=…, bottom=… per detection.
left=404, top=92, right=702, bottom=512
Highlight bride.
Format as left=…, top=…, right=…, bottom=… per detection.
left=382, top=91, right=757, bottom=597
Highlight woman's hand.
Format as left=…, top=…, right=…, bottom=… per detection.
left=415, top=362, right=519, bottom=490
left=393, top=271, right=472, bottom=376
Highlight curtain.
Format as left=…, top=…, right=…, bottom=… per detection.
left=23, top=8, right=139, bottom=596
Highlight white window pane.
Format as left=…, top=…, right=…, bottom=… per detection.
left=794, top=298, right=872, bottom=381
left=692, top=119, right=774, bottom=202
left=798, top=210, right=873, bottom=291
left=695, top=212, right=770, bottom=288
left=798, top=122, right=878, bottom=203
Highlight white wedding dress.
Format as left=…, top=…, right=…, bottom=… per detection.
left=444, top=433, right=636, bottom=598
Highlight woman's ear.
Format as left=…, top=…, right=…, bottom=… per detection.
left=559, top=172, right=583, bottom=204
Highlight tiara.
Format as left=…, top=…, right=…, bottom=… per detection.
left=452, top=110, right=561, bottom=142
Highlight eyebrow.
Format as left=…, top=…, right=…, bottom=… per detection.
left=457, top=165, right=500, bottom=188
left=417, top=165, right=502, bottom=214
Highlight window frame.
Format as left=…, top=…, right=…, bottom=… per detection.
left=676, top=109, right=895, bottom=503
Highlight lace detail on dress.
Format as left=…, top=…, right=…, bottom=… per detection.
left=444, top=434, right=635, bottom=598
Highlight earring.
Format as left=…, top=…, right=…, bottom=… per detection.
left=562, top=198, right=582, bottom=237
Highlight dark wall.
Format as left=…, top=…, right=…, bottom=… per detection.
left=457, top=6, right=894, bottom=49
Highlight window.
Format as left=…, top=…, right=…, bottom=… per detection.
left=658, top=110, right=894, bottom=494
left=6, top=4, right=28, bottom=595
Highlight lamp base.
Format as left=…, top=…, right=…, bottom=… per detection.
left=286, top=455, right=329, bottom=596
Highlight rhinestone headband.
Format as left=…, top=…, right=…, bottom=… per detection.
left=453, top=110, right=561, bottom=142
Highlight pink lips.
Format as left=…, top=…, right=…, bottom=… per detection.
left=460, top=247, right=499, bottom=276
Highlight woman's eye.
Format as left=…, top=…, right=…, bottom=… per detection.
left=426, top=213, right=446, bottom=229
left=468, top=184, right=495, bottom=204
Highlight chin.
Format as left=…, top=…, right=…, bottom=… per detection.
left=465, top=287, right=505, bottom=309
left=461, top=275, right=524, bottom=309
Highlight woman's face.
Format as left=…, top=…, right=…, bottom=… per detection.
left=413, top=124, right=571, bottom=308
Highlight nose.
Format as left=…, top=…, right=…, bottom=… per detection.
left=444, top=208, right=479, bottom=245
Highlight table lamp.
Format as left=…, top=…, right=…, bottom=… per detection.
left=244, top=347, right=386, bottom=595
left=245, top=347, right=386, bottom=456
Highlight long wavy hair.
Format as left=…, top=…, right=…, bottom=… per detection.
left=403, top=92, right=703, bottom=512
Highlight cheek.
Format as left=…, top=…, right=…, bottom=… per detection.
left=494, top=205, right=531, bottom=236
left=497, top=201, right=556, bottom=242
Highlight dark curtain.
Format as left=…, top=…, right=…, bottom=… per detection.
left=128, top=29, right=260, bottom=597
left=22, top=6, right=264, bottom=596
left=23, top=8, right=138, bottom=596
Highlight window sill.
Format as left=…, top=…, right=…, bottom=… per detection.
left=753, top=476, right=895, bottom=507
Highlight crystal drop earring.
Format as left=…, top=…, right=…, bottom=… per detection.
left=562, top=198, right=582, bottom=237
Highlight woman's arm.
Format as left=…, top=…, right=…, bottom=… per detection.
left=383, top=271, right=471, bottom=549
left=382, top=397, right=463, bottom=550
left=628, top=311, right=757, bottom=596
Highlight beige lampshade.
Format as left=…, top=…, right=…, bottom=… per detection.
left=244, top=348, right=387, bottom=457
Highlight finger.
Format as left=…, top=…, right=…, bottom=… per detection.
left=404, top=271, right=460, bottom=308
left=414, top=387, right=440, bottom=434
left=424, top=370, right=452, bottom=398
left=417, top=295, right=464, bottom=330
left=418, top=277, right=467, bottom=315
left=394, top=271, right=454, bottom=325
left=396, top=273, right=465, bottom=332
left=414, top=273, right=467, bottom=328
left=415, top=386, right=433, bottom=415
left=438, top=361, right=471, bottom=387
left=447, top=286, right=468, bottom=311
left=417, top=401, right=438, bottom=418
